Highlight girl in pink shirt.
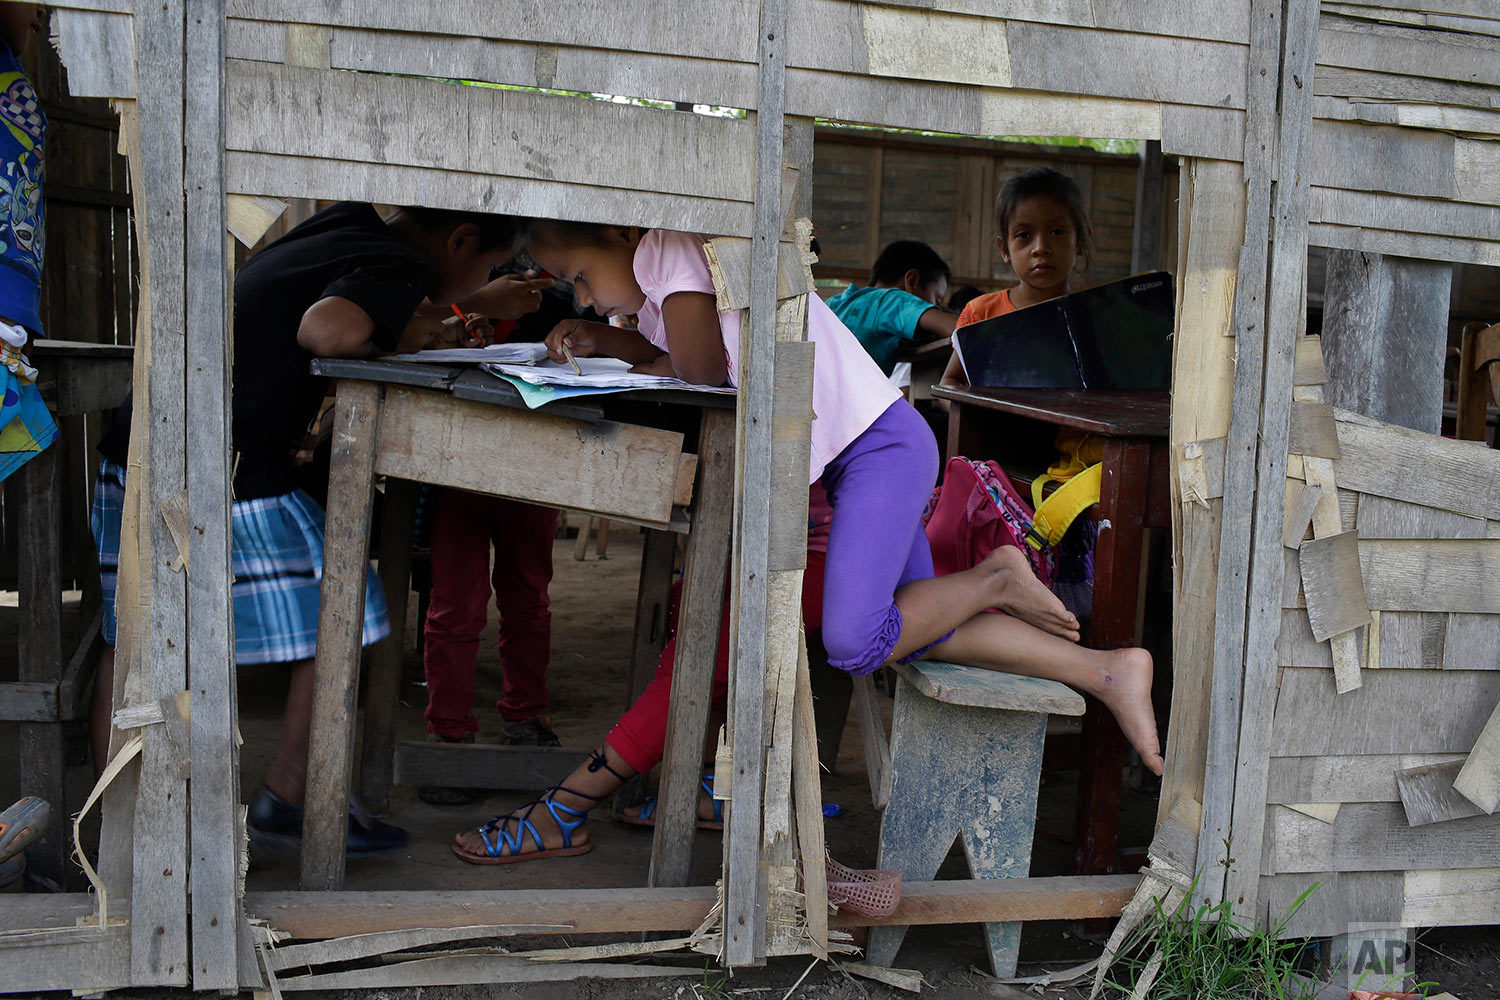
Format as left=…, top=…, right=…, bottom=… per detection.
left=452, top=223, right=1158, bottom=866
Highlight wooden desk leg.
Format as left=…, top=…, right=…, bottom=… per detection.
left=360, top=477, right=417, bottom=815
left=649, top=408, right=735, bottom=888
left=16, top=445, right=65, bottom=890
left=301, top=381, right=384, bottom=891
left=1075, top=438, right=1151, bottom=877
left=616, top=528, right=677, bottom=813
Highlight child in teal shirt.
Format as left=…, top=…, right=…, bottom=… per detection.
left=826, top=239, right=957, bottom=376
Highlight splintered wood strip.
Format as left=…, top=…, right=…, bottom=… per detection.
left=49, top=8, right=135, bottom=98
left=1308, top=222, right=1500, bottom=269
left=1301, top=452, right=1362, bottom=689
left=1270, top=667, right=1500, bottom=756
left=792, top=634, right=829, bottom=959
left=1267, top=801, right=1500, bottom=873
left=1454, top=697, right=1500, bottom=813
left=1299, top=531, right=1371, bottom=641
left=275, top=956, right=696, bottom=990
left=1288, top=401, right=1341, bottom=459
left=704, top=237, right=816, bottom=312
left=1266, top=753, right=1466, bottom=804
left=1396, top=761, right=1486, bottom=826
left=266, top=925, right=574, bottom=972
left=1282, top=480, right=1322, bottom=548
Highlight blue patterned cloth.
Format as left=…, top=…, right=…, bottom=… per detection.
left=92, top=458, right=389, bottom=663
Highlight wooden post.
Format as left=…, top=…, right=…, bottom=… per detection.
left=15, top=446, right=64, bottom=890
left=301, top=380, right=384, bottom=890
left=1321, top=251, right=1452, bottom=435
left=614, top=527, right=676, bottom=813
left=360, top=477, right=417, bottom=814
left=1223, top=0, right=1321, bottom=923
left=1130, top=139, right=1164, bottom=275
left=649, top=408, right=734, bottom=888
left=129, top=0, right=190, bottom=983
left=185, top=0, right=241, bottom=984
left=723, top=0, right=791, bottom=967
left=1195, top=0, right=1284, bottom=905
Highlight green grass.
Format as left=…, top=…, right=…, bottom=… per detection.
left=1103, top=882, right=1325, bottom=1000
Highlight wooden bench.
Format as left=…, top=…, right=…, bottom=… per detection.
left=865, top=659, right=1086, bottom=977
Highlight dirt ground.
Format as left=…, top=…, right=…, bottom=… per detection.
left=2, top=525, right=1497, bottom=998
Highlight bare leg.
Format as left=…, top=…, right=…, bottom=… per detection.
left=264, top=658, right=315, bottom=806
left=90, top=646, right=116, bottom=777
left=927, top=613, right=1162, bottom=775
left=889, top=546, right=1080, bottom=663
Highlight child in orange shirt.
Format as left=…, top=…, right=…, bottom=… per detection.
left=939, top=166, right=1093, bottom=395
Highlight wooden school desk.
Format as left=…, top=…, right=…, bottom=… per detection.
left=934, top=385, right=1170, bottom=878
left=302, top=358, right=735, bottom=892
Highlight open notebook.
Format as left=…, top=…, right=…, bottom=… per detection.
left=953, top=271, right=1174, bottom=390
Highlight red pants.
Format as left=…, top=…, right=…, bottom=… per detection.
left=423, top=489, right=559, bottom=737
left=607, top=549, right=826, bottom=774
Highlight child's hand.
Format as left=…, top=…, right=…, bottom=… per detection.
left=628, top=355, right=677, bottom=378
left=544, top=319, right=599, bottom=362
left=467, top=272, right=553, bottom=320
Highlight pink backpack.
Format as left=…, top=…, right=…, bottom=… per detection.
left=922, top=457, right=1056, bottom=589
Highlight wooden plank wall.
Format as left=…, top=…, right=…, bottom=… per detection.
left=809, top=130, right=1177, bottom=292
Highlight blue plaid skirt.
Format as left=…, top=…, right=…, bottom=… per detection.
left=92, top=459, right=390, bottom=664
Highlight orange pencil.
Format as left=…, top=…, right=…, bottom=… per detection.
left=451, top=302, right=486, bottom=347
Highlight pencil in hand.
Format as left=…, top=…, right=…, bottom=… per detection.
left=559, top=340, right=584, bottom=375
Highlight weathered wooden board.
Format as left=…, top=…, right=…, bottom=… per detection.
left=1293, top=337, right=1328, bottom=387
left=52, top=8, right=135, bottom=98
left=1307, top=120, right=1457, bottom=202
left=225, top=152, right=754, bottom=236
left=1330, top=410, right=1500, bottom=521
left=1270, top=667, right=1500, bottom=756
left=1288, top=401, right=1341, bottom=459
left=1266, top=801, right=1500, bottom=873
left=1263, top=871, right=1401, bottom=937
left=276, top=957, right=695, bottom=990
left=0, top=924, right=132, bottom=994
left=1315, top=97, right=1500, bottom=144
left=1358, top=539, right=1500, bottom=614
left=1396, top=761, right=1486, bottom=826
left=1309, top=187, right=1500, bottom=243
left=1357, top=494, right=1487, bottom=540
left=1006, top=21, right=1246, bottom=107
left=1275, top=608, right=1332, bottom=667
left=1454, top=697, right=1500, bottom=813
left=1161, top=105, right=1244, bottom=161
left=1300, top=531, right=1370, bottom=640
left=1267, top=753, right=1466, bottom=804
left=1443, top=613, right=1500, bottom=671
left=1307, top=222, right=1500, bottom=268
left=373, top=388, right=685, bottom=526
left=225, top=61, right=757, bottom=203
left=1317, top=21, right=1500, bottom=87
left=1312, top=64, right=1500, bottom=107
left=1402, top=868, right=1500, bottom=927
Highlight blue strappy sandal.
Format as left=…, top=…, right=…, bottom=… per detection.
left=619, top=773, right=723, bottom=831
left=453, top=750, right=624, bottom=865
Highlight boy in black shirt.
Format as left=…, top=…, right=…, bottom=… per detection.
left=91, top=202, right=549, bottom=855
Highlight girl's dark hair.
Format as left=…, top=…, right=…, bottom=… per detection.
left=993, top=167, right=1093, bottom=273
left=869, top=239, right=951, bottom=289
left=519, top=217, right=619, bottom=256
left=400, top=206, right=522, bottom=253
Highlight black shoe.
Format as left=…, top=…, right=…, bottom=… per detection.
left=499, top=715, right=561, bottom=747
left=246, top=786, right=409, bottom=856
left=418, top=733, right=480, bottom=806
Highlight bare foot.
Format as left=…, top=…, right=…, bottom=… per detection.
left=452, top=795, right=591, bottom=863
left=1090, top=647, right=1163, bottom=776
left=981, top=545, right=1080, bottom=642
